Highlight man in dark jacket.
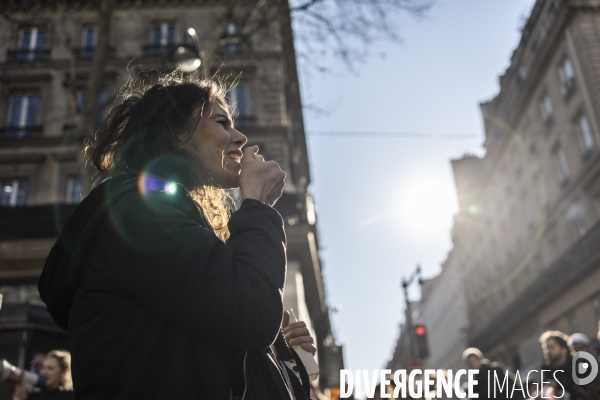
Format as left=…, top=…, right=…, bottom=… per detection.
left=539, top=330, right=576, bottom=399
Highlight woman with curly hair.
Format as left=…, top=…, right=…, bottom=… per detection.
left=38, top=73, right=315, bottom=400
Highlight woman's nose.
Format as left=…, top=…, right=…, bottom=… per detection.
left=232, top=128, right=247, bottom=146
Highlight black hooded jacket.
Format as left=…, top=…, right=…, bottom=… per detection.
left=38, top=174, right=289, bottom=399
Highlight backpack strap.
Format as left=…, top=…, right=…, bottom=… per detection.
left=289, top=348, right=312, bottom=400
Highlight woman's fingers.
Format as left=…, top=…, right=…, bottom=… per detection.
left=283, top=321, right=306, bottom=333
left=285, top=326, right=310, bottom=338
left=300, top=343, right=317, bottom=356
left=287, top=334, right=314, bottom=346
left=283, top=320, right=317, bottom=355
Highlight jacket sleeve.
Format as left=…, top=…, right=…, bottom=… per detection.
left=103, top=191, right=286, bottom=349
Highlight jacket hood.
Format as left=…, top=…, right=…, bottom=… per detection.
left=38, top=175, right=137, bottom=331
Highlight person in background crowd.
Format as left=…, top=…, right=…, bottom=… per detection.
left=569, top=333, right=600, bottom=400
left=539, top=330, right=576, bottom=399
left=543, top=378, right=571, bottom=400
left=12, top=350, right=74, bottom=400
left=568, top=333, right=597, bottom=357
left=524, top=377, right=539, bottom=399
left=462, top=347, right=517, bottom=400
left=373, top=384, right=383, bottom=400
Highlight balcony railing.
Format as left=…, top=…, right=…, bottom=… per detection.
left=0, top=125, right=43, bottom=139
left=470, top=220, right=600, bottom=350
left=0, top=204, right=77, bottom=240
left=142, top=44, right=177, bottom=57
left=72, top=46, right=115, bottom=60
left=6, top=49, right=51, bottom=62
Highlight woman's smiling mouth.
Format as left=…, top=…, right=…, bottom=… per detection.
left=227, top=150, right=242, bottom=163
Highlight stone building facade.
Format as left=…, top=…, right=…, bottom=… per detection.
left=0, top=0, right=342, bottom=395
left=417, top=250, right=469, bottom=372
left=450, top=0, right=600, bottom=373
left=387, top=0, right=600, bottom=375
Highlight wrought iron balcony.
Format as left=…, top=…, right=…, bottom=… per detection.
left=0, top=204, right=77, bottom=240
left=0, top=126, right=43, bottom=139
left=142, top=44, right=177, bottom=57
left=72, top=46, right=115, bottom=60
left=6, top=49, right=51, bottom=62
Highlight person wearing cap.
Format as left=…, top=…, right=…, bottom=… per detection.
left=569, top=333, right=600, bottom=400
left=568, top=333, right=597, bottom=357
left=462, top=348, right=517, bottom=400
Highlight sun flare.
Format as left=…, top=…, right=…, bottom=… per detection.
left=395, top=176, right=458, bottom=235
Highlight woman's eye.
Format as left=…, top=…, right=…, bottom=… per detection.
left=218, top=120, right=228, bottom=126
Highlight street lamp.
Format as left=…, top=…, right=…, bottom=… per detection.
left=170, top=27, right=203, bottom=73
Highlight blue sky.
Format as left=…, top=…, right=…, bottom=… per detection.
left=297, top=0, right=536, bottom=394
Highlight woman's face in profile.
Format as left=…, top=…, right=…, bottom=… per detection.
left=187, top=101, right=248, bottom=189
left=40, top=357, right=64, bottom=390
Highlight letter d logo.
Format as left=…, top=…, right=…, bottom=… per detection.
left=572, top=351, right=598, bottom=385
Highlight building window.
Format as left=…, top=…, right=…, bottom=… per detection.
left=525, top=126, right=536, bottom=151
left=75, top=89, right=108, bottom=122
left=518, top=63, right=529, bottom=81
left=0, top=179, right=29, bottom=206
left=66, top=176, right=84, bottom=204
left=151, top=23, right=177, bottom=46
left=540, top=94, right=554, bottom=126
left=76, top=90, right=86, bottom=112
left=5, top=93, right=40, bottom=138
left=572, top=213, right=586, bottom=237
left=220, top=23, right=246, bottom=54
left=554, top=147, right=570, bottom=184
left=17, top=27, right=46, bottom=61
left=559, top=58, right=575, bottom=96
left=147, top=23, right=177, bottom=56
left=568, top=201, right=587, bottom=237
left=577, top=115, right=596, bottom=154
left=80, top=26, right=97, bottom=59
left=228, top=84, right=251, bottom=126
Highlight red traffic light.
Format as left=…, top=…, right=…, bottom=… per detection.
left=415, top=326, right=426, bottom=336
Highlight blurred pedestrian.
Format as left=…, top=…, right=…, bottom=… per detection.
left=462, top=347, right=518, bottom=399
left=542, top=378, right=571, bottom=400
left=539, top=330, right=576, bottom=399
left=568, top=333, right=597, bottom=357
left=38, top=73, right=314, bottom=399
left=569, top=333, right=600, bottom=399
left=523, top=377, right=539, bottom=399
left=12, top=350, right=74, bottom=400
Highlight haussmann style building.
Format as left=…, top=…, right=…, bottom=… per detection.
left=0, top=1, right=343, bottom=397
left=386, top=0, right=600, bottom=377
left=450, top=0, right=600, bottom=373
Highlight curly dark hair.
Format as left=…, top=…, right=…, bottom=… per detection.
left=84, top=71, right=234, bottom=241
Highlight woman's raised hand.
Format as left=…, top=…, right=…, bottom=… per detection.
left=282, top=310, right=317, bottom=356
left=240, top=145, right=286, bottom=206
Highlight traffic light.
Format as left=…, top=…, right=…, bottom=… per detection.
left=414, top=325, right=429, bottom=359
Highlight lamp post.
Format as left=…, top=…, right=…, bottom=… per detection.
left=402, top=264, right=422, bottom=360
left=170, top=27, right=203, bottom=73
